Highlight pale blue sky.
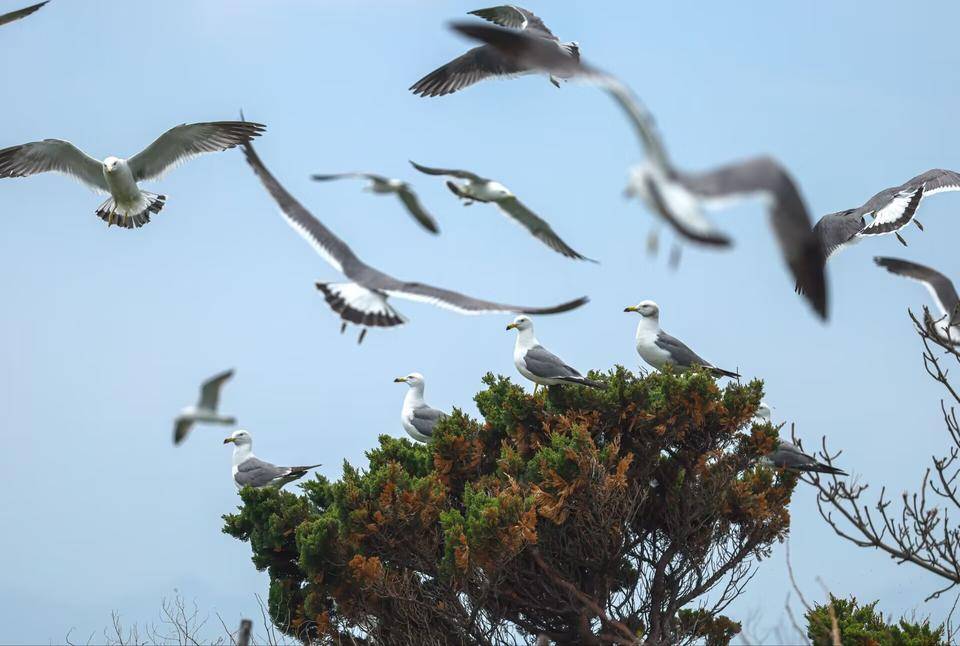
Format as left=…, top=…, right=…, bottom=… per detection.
left=1, top=0, right=958, bottom=642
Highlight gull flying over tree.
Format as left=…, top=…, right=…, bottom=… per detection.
left=411, top=161, right=595, bottom=262
left=754, top=403, right=847, bottom=476
left=0, top=121, right=265, bottom=229
left=410, top=5, right=579, bottom=97
left=810, top=170, right=960, bottom=263
left=312, top=172, right=440, bottom=234
left=394, top=373, right=448, bottom=442
left=242, top=141, right=588, bottom=343
left=506, top=315, right=605, bottom=394
left=875, top=256, right=960, bottom=344
left=173, top=369, right=237, bottom=445
left=0, top=1, right=46, bottom=27
left=624, top=300, right=739, bottom=378
left=223, top=430, right=320, bottom=490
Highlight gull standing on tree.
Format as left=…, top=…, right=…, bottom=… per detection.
left=0, top=121, right=265, bottom=229
left=875, top=256, right=960, bottom=344
left=754, top=403, right=847, bottom=476
left=173, top=369, right=237, bottom=445
left=624, top=301, right=739, bottom=378
left=0, top=1, right=46, bottom=27
left=411, top=161, right=595, bottom=261
left=507, top=315, right=605, bottom=394
left=223, top=430, right=320, bottom=490
left=242, top=141, right=588, bottom=343
left=312, top=172, right=440, bottom=234
left=410, top=5, right=580, bottom=97
left=394, top=373, right=448, bottom=442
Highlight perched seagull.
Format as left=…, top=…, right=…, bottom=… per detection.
left=808, top=170, right=960, bottom=271
left=624, top=300, right=739, bottom=378
left=0, top=0, right=46, bottom=26
left=173, top=369, right=237, bottom=445
left=754, top=405, right=847, bottom=476
left=242, top=141, right=588, bottom=343
left=411, top=161, right=595, bottom=262
left=394, top=373, right=448, bottom=442
left=311, top=172, right=439, bottom=234
left=754, top=401, right=775, bottom=425
left=875, top=256, right=960, bottom=344
left=506, top=315, right=605, bottom=394
left=223, top=430, right=320, bottom=490
left=0, top=121, right=265, bottom=229
left=410, top=5, right=579, bottom=97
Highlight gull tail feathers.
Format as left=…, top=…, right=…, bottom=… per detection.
left=95, top=192, right=166, bottom=229
left=562, top=376, right=606, bottom=389
left=802, top=463, right=847, bottom=476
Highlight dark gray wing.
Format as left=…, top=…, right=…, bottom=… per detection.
left=396, top=187, right=440, bottom=234
left=378, top=277, right=589, bottom=316
left=468, top=5, right=557, bottom=39
left=198, top=369, right=233, bottom=410
left=235, top=457, right=291, bottom=488
left=602, top=79, right=671, bottom=170
left=875, top=256, right=960, bottom=325
left=450, top=23, right=595, bottom=79
left=678, top=156, right=827, bottom=320
left=0, top=139, right=107, bottom=190
left=173, top=418, right=194, bottom=446
left=409, top=45, right=524, bottom=97
left=522, top=345, right=584, bottom=380
left=495, top=196, right=595, bottom=261
left=311, top=172, right=389, bottom=184
left=409, top=161, right=482, bottom=181
left=654, top=331, right=713, bottom=369
left=769, top=442, right=847, bottom=475
left=811, top=210, right=864, bottom=259
left=912, top=168, right=960, bottom=197
left=410, top=405, right=447, bottom=438
left=0, top=1, right=46, bottom=26
left=128, top=121, right=265, bottom=182
left=859, top=185, right=924, bottom=236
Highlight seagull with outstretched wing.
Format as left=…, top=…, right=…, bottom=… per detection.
left=242, top=142, right=589, bottom=343
left=172, top=369, right=237, bottom=446
left=411, top=161, right=595, bottom=262
left=0, top=121, right=265, bottom=229
left=875, top=256, right=960, bottom=344
left=0, top=1, right=47, bottom=27
left=312, top=172, right=439, bottom=234
left=410, top=5, right=579, bottom=97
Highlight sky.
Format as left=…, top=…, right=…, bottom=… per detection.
left=0, top=0, right=958, bottom=642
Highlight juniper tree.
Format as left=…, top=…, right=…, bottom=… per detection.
left=223, top=367, right=796, bottom=645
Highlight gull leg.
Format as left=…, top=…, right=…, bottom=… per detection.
left=340, top=322, right=347, bottom=334
left=358, top=328, right=367, bottom=344
left=896, top=232, right=908, bottom=246
left=549, top=74, right=560, bottom=88
left=914, top=219, right=924, bottom=231
left=668, top=244, right=682, bottom=270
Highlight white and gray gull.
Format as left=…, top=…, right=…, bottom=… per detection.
left=394, top=373, right=448, bottom=442
left=0, top=121, right=265, bottom=229
left=624, top=300, right=739, bottom=378
left=410, top=5, right=579, bottom=98
left=507, top=315, right=605, bottom=393
left=874, top=256, right=960, bottom=345
left=223, top=430, right=320, bottom=490
left=242, top=141, right=588, bottom=343
left=0, top=1, right=47, bottom=27
left=173, top=369, right=237, bottom=446
left=312, top=172, right=440, bottom=234
left=411, top=161, right=595, bottom=262
left=754, top=403, right=847, bottom=476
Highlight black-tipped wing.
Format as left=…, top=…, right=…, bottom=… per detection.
left=679, top=156, right=828, bottom=319
left=0, top=1, right=46, bottom=26
left=173, top=418, right=194, bottom=445
left=396, top=187, right=440, bottom=234
left=450, top=23, right=590, bottom=80
left=859, top=186, right=924, bottom=236
left=468, top=5, right=557, bottom=39
left=382, top=280, right=589, bottom=316
left=409, top=45, right=524, bottom=97
left=311, top=172, right=389, bottom=184
left=522, top=345, right=584, bottom=380
left=409, top=161, right=482, bottom=181
left=494, top=196, right=594, bottom=261
left=410, top=406, right=446, bottom=438
left=198, top=369, right=233, bottom=410
left=769, top=442, right=847, bottom=476
left=235, top=458, right=291, bottom=488
left=603, top=79, right=672, bottom=170
left=128, top=121, right=265, bottom=182
left=0, top=139, right=107, bottom=190
left=875, top=256, right=960, bottom=325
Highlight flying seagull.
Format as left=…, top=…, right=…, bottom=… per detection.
left=312, top=172, right=440, bottom=234
left=173, top=369, right=237, bottom=445
left=0, top=1, right=46, bottom=26
left=754, top=404, right=847, bottom=476
left=241, top=141, right=588, bottom=343
left=410, top=5, right=579, bottom=97
left=0, top=121, right=265, bottom=229
left=811, top=170, right=960, bottom=260
left=507, top=315, right=605, bottom=394
left=411, top=161, right=595, bottom=262
left=394, top=373, right=448, bottom=442
left=624, top=300, right=739, bottom=378
left=875, top=256, right=960, bottom=344
left=223, top=430, right=320, bottom=490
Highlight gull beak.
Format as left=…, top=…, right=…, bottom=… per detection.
left=624, top=305, right=638, bottom=313
left=505, top=322, right=518, bottom=331
left=223, top=437, right=235, bottom=444
left=394, top=377, right=407, bottom=383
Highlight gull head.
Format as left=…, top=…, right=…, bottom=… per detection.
left=506, top=315, right=533, bottom=332
left=624, top=300, right=659, bottom=318
left=223, top=429, right=252, bottom=446
left=394, top=372, right=424, bottom=387
left=756, top=402, right=773, bottom=423
left=103, top=156, right=122, bottom=173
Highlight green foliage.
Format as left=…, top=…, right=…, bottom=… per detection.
left=805, top=595, right=945, bottom=646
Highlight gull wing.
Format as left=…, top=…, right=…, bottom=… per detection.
left=0, top=1, right=46, bottom=26
left=468, top=5, right=557, bottom=39
left=495, top=196, right=594, bottom=261
left=396, top=187, right=440, bottom=234
left=875, top=256, right=960, bottom=325
left=128, top=121, right=265, bottom=182
left=311, top=172, right=389, bottom=184
left=409, top=161, right=483, bottom=181
left=409, top=45, right=524, bottom=98
left=0, top=139, right=107, bottom=191
left=198, top=369, right=234, bottom=411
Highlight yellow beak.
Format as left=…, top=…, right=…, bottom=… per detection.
left=394, top=377, right=407, bottom=383
left=624, top=305, right=638, bottom=313
left=505, top=322, right=518, bottom=330
left=223, top=437, right=235, bottom=444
